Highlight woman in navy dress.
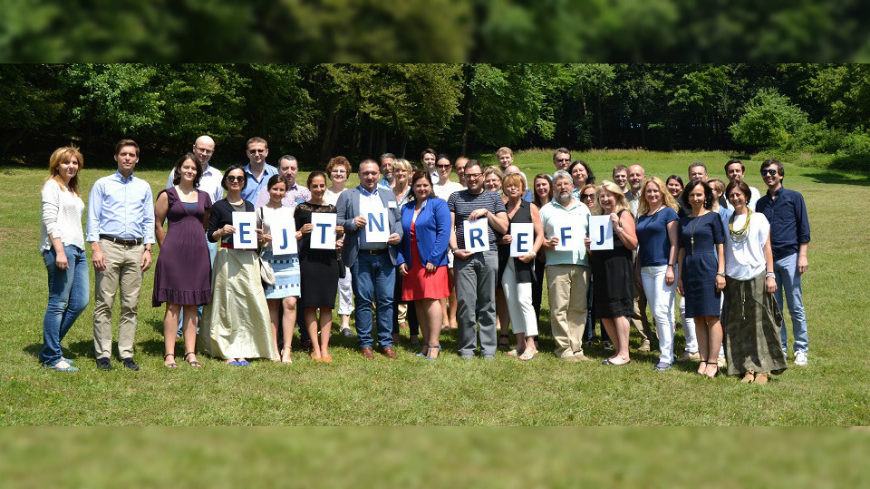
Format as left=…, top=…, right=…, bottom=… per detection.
left=153, top=153, right=212, bottom=368
left=677, top=180, right=726, bottom=378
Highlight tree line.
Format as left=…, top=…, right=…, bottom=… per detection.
left=3, top=64, right=870, bottom=167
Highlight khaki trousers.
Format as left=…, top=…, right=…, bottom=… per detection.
left=93, top=240, right=144, bottom=360
left=547, top=264, right=589, bottom=358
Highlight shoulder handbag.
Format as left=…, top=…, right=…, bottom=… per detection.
left=257, top=207, right=276, bottom=286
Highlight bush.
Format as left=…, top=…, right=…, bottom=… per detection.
left=729, top=88, right=808, bottom=150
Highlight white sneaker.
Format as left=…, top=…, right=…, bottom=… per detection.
left=794, top=351, right=808, bottom=366
left=340, top=327, right=355, bottom=339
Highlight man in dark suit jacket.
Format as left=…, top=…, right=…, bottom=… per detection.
left=337, top=159, right=403, bottom=359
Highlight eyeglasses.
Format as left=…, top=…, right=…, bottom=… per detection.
left=465, top=172, right=483, bottom=179
left=436, top=164, right=452, bottom=169
left=194, top=147, right=214, bottom=155
left=226, top=175, right=245, bottom=182
left=248, top=149, right=266, bottom=154
left=761, top=169, right=778, bottom=176
left=582, top=193, right=596, bottom=199
left=556, top=158, right=570, bottom=162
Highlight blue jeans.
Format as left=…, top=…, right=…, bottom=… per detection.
left=774, top=253, right=808, bottom=353
left=40, top=245, right=89, bottom=366
left=352, top=252, right=395, bottom=349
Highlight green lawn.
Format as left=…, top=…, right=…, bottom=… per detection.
left=1, top=149, right=868, bottom=425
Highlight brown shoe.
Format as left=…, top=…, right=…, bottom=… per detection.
left=360, top=347, right=374, bottom=360
left=754, top=373, right=769, bottom=385
left=380, top=347, right=397, bottom=359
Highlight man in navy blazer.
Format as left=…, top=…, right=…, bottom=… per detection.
left=337, top=159, right=403, bottom=359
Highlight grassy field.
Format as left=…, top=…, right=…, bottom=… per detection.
left=1, top=149, right=869, bottom=425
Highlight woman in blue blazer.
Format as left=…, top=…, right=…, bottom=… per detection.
left=397, top=170, right=451, bottom=360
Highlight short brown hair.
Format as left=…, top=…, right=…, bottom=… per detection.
left=326, top=156, right=352, bottom=176
left=115, top=139, right=139, bottom=156
left=246, top=137, right=267, bottom=149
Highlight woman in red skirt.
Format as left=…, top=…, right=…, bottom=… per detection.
left=397, top=170, right=451, bottom=360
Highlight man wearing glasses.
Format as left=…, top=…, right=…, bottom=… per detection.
left=240, top=137, right=277, bottom=203
left=553, top=148, right=571, bottom=171
left=756, top=159, right=811, bottom=366
left=448, top=159, right=509, bottom=359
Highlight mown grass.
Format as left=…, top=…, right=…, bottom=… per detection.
left=1, top=149, right=868, bottom=425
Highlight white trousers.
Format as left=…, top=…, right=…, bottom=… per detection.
left=641, top=265, right=675, bottom=364
left=501, top=260, right=538, bottom=337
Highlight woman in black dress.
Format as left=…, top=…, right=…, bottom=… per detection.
left=295, top=171, right=344, bottom=363
left=589, top=180, right=638, bottom=366
left=676, top=179, right=726, bottom=378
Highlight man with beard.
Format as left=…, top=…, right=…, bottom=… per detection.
left=538, top=170, right=592, bottom=362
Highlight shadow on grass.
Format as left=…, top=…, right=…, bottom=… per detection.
left=804, top=154, right=870, bottom=186
left=22, top=340, right=96, bottom=363
left=805, top=170, right=870, bottom=186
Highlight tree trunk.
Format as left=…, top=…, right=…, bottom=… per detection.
left=461, top=64, right=473, bottom=156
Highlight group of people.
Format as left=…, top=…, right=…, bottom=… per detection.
left=39, top=136, right=810, bottom=384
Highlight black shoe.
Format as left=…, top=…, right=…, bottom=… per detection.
left=96, top=357, right=113, bottom=371
left=122, top=358, right=140, bottom=371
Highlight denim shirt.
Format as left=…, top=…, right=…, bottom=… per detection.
left=756, top=186, right=811, bottom=260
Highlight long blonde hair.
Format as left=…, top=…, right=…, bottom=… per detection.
left=47, top=146, right=84, bottom=196
left=638, top=177, right=678, bottom=215
left=593, top=180, right=629, bottom=215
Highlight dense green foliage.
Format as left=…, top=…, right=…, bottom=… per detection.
left=4, top=64, right=870, bottom=169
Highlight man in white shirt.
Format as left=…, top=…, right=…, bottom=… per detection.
left=378, top=153, right=396, bottom=190
left=724, top=159, right=761, bottom=211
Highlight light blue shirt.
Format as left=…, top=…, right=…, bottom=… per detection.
left=359, top=186, right=388, bottom=251
left=86, top=171, right=155, bottom=244
left=241, top=162, right=278, bottom=204
left=538, top=198, right=591, bottom=267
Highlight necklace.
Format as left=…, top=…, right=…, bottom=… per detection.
left=729, top=209, right=752, bottom=243
left=688, top=211, right=706, bottom=253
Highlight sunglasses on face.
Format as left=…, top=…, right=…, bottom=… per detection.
left=582, top=193, right=596, bottom=199
left=761, top=169, right=778, bottom=176
left=226, top=175, right=245, bottom=183
left=436, top=164, right=452, bottom=169
left=249, top=149, right=266, bottom=154
left=556, top=158, right=570, bottom=162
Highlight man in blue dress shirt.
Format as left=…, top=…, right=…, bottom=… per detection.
left=86, top=139, right=155, bottom=371
left=240, top=137, right=278, bottom=203
left=756, top=159, right=811, bottom=366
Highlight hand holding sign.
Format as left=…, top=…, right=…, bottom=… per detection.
left=589, top=215, right=614, bottom=250
left=360, top=198, right=390, bottom=243
left=310, top=213, right=338, bottom=250
left=463, top=218, right=489, bottom=253
left=232, top=212, right=258, bottom=249
left=509, top=223, right=534, bottom=257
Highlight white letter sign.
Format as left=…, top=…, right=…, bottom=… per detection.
left=509, top=223, right=534, bottom=257
left=463, top=218, right=489, bottom=253
left=554, top=217, right=583, bottom=251
left=232, top=212, right=257, bottom=250
left=589, top=215, right=614, bottom=250
left=271, top=217, right=298, bottom=256
left=310, top=212, right=337, bottom=250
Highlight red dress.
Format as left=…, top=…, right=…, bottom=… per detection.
left=401, top=221, right=449, bottom=301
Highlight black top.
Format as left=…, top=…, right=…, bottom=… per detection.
left=498, top=200, right=536, bottom=284
left=295, top=201, right=339, bottom=261
left=207, top=198, right=254, bottom=244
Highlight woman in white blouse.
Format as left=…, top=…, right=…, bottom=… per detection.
left=39, top=147, right=89, bottom=372
left=721, top=181, right=787, bottom=385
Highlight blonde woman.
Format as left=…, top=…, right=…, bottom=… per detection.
left=589, top=180, right=638, bottom=366
left=391, top=158, right=420, bottom=344
left=39, top=147, right=88, bottom=371
left=635, top=177, right=680, bottom=371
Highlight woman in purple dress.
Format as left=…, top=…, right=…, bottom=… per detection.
left=153, top=153, right=213, bottom=368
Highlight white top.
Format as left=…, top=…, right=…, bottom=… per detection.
left=258, top=205, right=295, bottom=252
left=167, top=165, right=224, bottom=207
left=724, top=211, right=770, bottom=281
left=40, top=179, right=85, bottom=252
left=324, top=188, right=345, bottom=206
left=433, top=181, right=464, bottom=201
left=725, top=185, right=761, bottom=212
